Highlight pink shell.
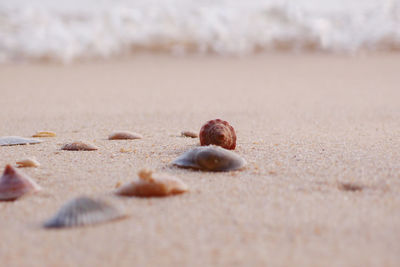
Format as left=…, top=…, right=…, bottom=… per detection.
left=0, top=165, right=41, bottom=201
left=199, top=119, right=236, bottom=150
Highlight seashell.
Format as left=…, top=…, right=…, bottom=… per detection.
left=16, top=158, right=40, bottom=168
left=32, top=131, right=56, bottom=137
left=172, top=146, right=246, bottom=172
left=0, top=165, right=42, bottom=201
left=61, top=142, right=98, bottom=151
left=44, top=196, right=126, bottom=228
left=120, top=147, right=132, bottom=153
left=115, top=169, right=188, bottom=197
left=199, top=119, right=236, bottom=150
left=181, top=131, right=198, bottom=138
left=0, top=136, right=42, bottom=146
left=338, top=182, right=364, bottom=192
left=108, top=131, right=143, bottom=140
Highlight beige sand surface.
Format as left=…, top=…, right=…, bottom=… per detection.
left=0, top=53, right=400, bottom=267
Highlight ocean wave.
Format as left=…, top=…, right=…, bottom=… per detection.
left=0, top=0, right=399, bottom=62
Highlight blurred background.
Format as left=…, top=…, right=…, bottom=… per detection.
left=0, top=0, right=399, bottom=63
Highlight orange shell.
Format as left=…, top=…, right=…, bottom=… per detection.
left=115, top=169, right=188, bottom=197
left=199, top=119, right=236, bottom=150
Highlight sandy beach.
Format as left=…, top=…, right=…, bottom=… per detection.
left=0, top=53, right=400, bottom=266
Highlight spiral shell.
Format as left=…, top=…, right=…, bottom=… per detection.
left=0, top=165, right=42, bottom=201
left=199, top=119, right=236, bottom=150
left=172, top=146, right=246, bottom=172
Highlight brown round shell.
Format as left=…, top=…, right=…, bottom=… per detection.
left=199, top=119, right=236, bottom=150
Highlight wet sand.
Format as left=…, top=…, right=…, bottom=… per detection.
left=0, top=53, right=400, bottom=267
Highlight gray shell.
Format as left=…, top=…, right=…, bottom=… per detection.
left=44, top=196, right=125, bottom=228
left=172, top=146, right=246, bottom=172
left=0, top=136, right=42, bottom=146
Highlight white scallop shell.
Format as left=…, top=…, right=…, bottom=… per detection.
left=0, top=136, right=42, bottom=146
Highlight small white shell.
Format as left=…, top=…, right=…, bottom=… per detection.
left=44, top=196, right=126, bottom=228
left=172, top=146, right=246, bottom=172
left=0, top=136, right=42, bottom=146
left=115, top=169, right=188, bottom=197
left=16, top=158, right=40, bottom=168
left=108, top=131, right=143, bottom=140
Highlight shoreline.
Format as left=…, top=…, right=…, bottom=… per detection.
left=2, top=50, right=400, bottom=66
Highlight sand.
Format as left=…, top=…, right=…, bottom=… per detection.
left=0, top=53, right=399, bottom=267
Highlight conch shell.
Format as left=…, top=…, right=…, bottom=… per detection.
left=199, top=119, right=236, bottom=150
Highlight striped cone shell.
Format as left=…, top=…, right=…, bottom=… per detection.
left=199, top=119, right=236, bottom=150
left=0, top=165, right=41, bottom=201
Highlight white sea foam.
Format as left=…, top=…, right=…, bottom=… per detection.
left=0, top=0, right=399, bottom=62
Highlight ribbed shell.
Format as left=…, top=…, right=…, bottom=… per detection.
left=44, top=196, right=125, bottom=228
